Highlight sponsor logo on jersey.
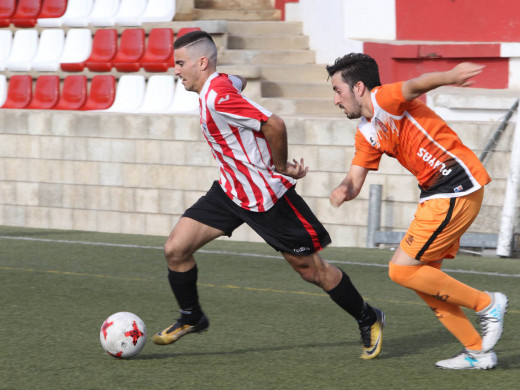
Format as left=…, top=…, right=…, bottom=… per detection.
left=417, top=148, right=452, bottom=176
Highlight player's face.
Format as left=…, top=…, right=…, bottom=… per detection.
left=331, top=72, right=362, bottom=119
left=174, top=47, right=202, bottom=93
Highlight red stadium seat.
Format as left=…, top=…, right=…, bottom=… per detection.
left=176, top=27, right=201, bottom=39
left=81, top=75, right=116, bottom=110
left=112, top=28, right=145, bottom=72
left=38, top=0, right=68, bottom=19
left=85, top=29, right=118, bottom=72
left=27, top=75, right=60, bottom=109
left=2, top=75, right=33, bottom=109
left=54, top=75, right=87, bottom=110
left=12, top=0, right=42, bottom=28
left=140, top=28, right=173, bottom=72
left=0, top=0, right=16, bottom=27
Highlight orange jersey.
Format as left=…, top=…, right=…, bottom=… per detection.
left=352, top=81, right=491, bottom=201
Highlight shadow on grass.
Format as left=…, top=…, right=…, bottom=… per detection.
left=135, top=340, right=355, bottom=360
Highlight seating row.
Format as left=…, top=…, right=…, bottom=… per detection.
left=0, top=74, right=199, bottom=113
left=0, top=0, right=175, bottom=28
left=0, top=27, right=199, bottom=73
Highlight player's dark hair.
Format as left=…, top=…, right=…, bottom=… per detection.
left=173, top=30, right=215, bottom=50
left=326, top=53, right=381, bottom=90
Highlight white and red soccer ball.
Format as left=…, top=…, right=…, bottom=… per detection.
left=100, top=312, right=147, bottom=359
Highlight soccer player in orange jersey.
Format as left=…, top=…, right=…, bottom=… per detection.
left=326, top=53, right=508, bottom=369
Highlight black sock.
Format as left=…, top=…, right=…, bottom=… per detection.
left=327, top=271, right=374, bottom=325
left=168, top=265, right=203, bottom=325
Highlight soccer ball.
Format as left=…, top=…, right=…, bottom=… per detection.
left=100, top=312, right=147, bottom=359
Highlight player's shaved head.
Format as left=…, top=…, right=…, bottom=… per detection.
left=174, top=30, right=217, bottom=67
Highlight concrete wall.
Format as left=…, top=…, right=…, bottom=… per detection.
left=0, top=109, right=514, bottom=248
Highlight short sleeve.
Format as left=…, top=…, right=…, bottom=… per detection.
left=351, top=129, right=383, bottom=170
left=373, top=81, right=408, bottom=116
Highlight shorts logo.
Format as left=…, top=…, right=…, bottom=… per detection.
left=405, top=235, right=414, bottom=245
left=454, top=185, right=463, bottom=193
left=293, top=246, right=310, bottom=253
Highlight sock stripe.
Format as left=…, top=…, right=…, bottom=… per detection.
left=415, top=197, right=456, bottom=261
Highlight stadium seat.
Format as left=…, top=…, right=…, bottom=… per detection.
left=0, top=75, right=7, bottom=107
left=141, top=28, right=173, bottom=72
left=2, top=75, right=33, bottom=109
left=37, top=0, right=68, bottom=26
left=168, top=77, right=199, bottom=114
left=111, top=28, right=145, bottom=72
left=140, top=0, right=175, bottom=23
left=59, top=29, right=92, bottom=72
left=105, top=75, right=145, bottom=112
left=177, top=27, right=201, bottom=39
left=11, top=0, right=42, bottom=28
left=115, top=0, right=146, bottom=26
left=137, top=75, right=175, bottom=113
left=62, top=0, right=94, bottom=27
left=0, top=30, right=13, bottom=71
left=27, top=75, right=60, bottom=109
left=81, top=75, right=116, bottom=110
left=85, top=28, right=118, bottom=72
left=89, top=0, right=120, bottom=27
left=32, top=29, right=65, bottom=72
left=54, top=75, right=87, bottom=110
left=5, top=29, right=39, bottom=72
left=0, top=0, right=16, bottom=27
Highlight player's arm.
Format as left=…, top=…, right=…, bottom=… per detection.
left=401, top=62, right=484, bottom=101
left=330, top=165, right=369, bottom=207
left=261, top=114, right=308, bottom=179
left=229, top=75, right=247, bottom=92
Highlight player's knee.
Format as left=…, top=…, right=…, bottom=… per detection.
left=163, top=237, right=190, bottom=267
left=388, top=262, right=414, bottom=286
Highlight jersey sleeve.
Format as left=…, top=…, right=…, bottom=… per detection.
left=212, top=85, right=271, bottom=132
left=351, top=129, right=383, bottom=170
left=373, top=81, right=408, bottom=116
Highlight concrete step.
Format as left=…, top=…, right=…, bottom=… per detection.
left=227, top=34, right=308, bottom=50
left=220, top=49, right=315, bottom=65
left=195, top=0, right=274, bottom=9
left=193, top=8, right=281, bottom=21
left=260, top=97, right=344, bottom=117
left=262, top=81, right=331, bottom=99
left=226, top=21, right=303, bottom=35
left=260, top=64, right=329, bottom=83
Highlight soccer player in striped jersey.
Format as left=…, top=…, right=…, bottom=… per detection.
left=152, top=31, right=385, bottom=360
left=326, top=53, right=508, bottom=369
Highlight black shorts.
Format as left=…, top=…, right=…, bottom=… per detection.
left=183, top=181, right=331, bottom=255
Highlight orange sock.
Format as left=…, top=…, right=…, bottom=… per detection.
left=415, top=290, right=482, bottom=350
left=388, top=262, right=491, bottom=311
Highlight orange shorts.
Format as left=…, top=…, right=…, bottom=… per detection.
left=400, top=187, right=485, bottom=262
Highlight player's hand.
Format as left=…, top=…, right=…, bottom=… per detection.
left=449, top=62, right=484, bottom=87
left=330, top=184, right=349, bottom=208
left=277, top=158, right=309, bottom=179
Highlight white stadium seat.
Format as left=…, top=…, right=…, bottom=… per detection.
left=0, top=30, right=13, bottom=71
left=168, top=77, right=199, bottom=114
left=59, top=29, right=93, bottom=68
left=105, top=75, right=146, bottom=113
left=0, top=75, right=7, bottom=107
left=32, top=29, right=65, bottom=72
left=140, top=0, right=175, bottom=23
left=115, top=0, right=147, bottom=26
left=137, top=75, right=175, bottom=113
left=5, top=29, right=39, bottom=72
left=89, top=0, right=121, bottom=27
left=62, top=0, right=95, bottom=27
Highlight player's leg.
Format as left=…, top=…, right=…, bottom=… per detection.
left=153, top=182, right=243, bottom=345
left=241, top=186, right=385, bottom=359
left=388, top=188, right=507, bottom=367
left=283, top=251, right=385, bottom=360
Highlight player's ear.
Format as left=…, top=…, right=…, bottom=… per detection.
left=199, top=56, right=209, bottom=70
left=355, top=81, right=367, bottom=96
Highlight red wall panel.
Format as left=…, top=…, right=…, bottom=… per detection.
left=396, top=0, right=520, bottom=42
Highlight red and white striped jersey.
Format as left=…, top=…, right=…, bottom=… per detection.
left=199, top=72, right=296, bottom=212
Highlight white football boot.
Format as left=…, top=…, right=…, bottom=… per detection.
left=477, top=291, right=508, bottom=351
left=435, top=349, right=497, bottom=370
